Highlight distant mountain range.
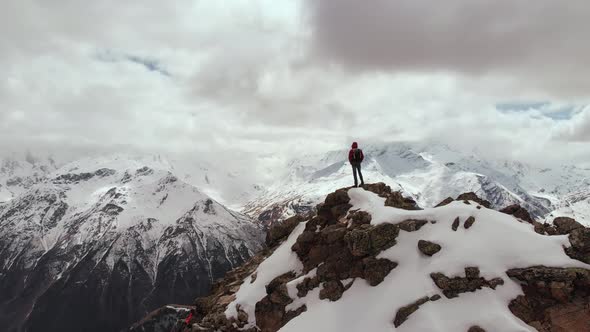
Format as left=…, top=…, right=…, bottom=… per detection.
left=0, top=154, right=263, bottom=332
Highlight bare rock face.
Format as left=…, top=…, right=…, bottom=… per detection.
left=500, top=204, right=535, bottom=224
left=417, top=240, right=442, bottom=256
left=456, top=192, right=491, bottom=208
left=430, top=267, right=504, bottom=298
left=507, top=266, right=590, bottom=331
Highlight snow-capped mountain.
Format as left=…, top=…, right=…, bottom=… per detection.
left=0, top=152, right=59, bottom=202
left=166, top=185, right=590, bottom=332
left=0, top=155, right=264, bottom=332
left=244, top=142, right=588, bottom=226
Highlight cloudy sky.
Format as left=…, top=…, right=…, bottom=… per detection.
left=2, top=0, right=590, bottom=167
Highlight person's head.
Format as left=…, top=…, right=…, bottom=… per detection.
left=351, top=142, right=358, bottom=149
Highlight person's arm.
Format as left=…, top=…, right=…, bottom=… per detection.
left=348, top=150, right=353, bottom=163
left=360, top=150, right=364, bottom=162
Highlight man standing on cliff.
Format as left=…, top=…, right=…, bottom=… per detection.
left=348, top=142, right=364, bottom=187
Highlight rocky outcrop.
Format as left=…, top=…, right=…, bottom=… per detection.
left=266, top=215, right=305, bottom=247
left=431, top=267, right=504, bottom=298
left=565, top=227, right=590, bottom=264
left=137, top=184, right=590, bottom=332
left=554, top=217, right=584, bottom=235
left=507, top=266, right=590, bottom=331
left=363, top=183, right=420, bottom=210
left=174, top=184, right=409, bottom=331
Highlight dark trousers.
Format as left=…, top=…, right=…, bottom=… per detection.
left=352, top=163, right=364, bottom=186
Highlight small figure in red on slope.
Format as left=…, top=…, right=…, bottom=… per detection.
left=348, top=142, right=364, bottom=187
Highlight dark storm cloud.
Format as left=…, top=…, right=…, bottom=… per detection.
left=306, top=0, right=590, bottom=97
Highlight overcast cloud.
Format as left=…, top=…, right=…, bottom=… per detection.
left=1, top=0, right=589, bottom=172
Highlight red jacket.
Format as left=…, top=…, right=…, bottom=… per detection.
left=348, top=148, right=364, bottom=163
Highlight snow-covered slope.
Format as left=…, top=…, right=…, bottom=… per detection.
left=244, top=142, right=557, bottom=225
left=0, top=155, right=264, bottom=332
left=182, top=185, right=590, bottom=332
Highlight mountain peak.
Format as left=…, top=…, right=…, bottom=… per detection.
left=165, top=183, right=590, bottom=332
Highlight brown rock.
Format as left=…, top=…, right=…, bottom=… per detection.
left=452, top=217, right=460, bottom=231
left=554, top=217, right=583, bottom=235
left=507, top=266, right=590, bottom=332
left=566, top=228, right=590, bottom=263
left=319, top=280, right=345, bottom=301
left=435, top=197, right=454, bottom=207
left=385, top=191, right=421, bottom=210
left=362, top=257, right=398, bottom=286
left=500, top=204, right=535, bottom=224
left=266, top=215, right=304, bottom=247
left=431, top=267, right=503, bottom=298
left=418, top=240, right=442, bottom=256
left=398, top=219, right=428, bottom=232
left=464, top=216, right=476, bottom=229
left=364, top=182, right=393, bottom=197
left=296, top=276, right=320, bottom=298
left=321, top=223, right=347, bottom=244
left=393, top=296, right=431, bottom=327
left=348, top=210, right=372, bottom=228
left=467, top=326, right=486, bottom=332
left=344, top=223, right=399, bottom=257
left=465, top=267, right=480, bottom=279
left=456, top=192, right=491, bottom=208
left=283, top=305, right=307, bottom=324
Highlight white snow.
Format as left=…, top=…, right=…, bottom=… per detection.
left=263, top=188, right=590, bottom=332
left=225, top=222, right=306, bottom=327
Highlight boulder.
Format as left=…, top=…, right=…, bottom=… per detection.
left=452, top=217, right=460, bottom=231
left=464, top=216, right=476, bottom=229
left=566, top=228, right=590, bottom=264
left=397, top=219, right=428, bottom=232
left=417, top=240, right=442, bottom=256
